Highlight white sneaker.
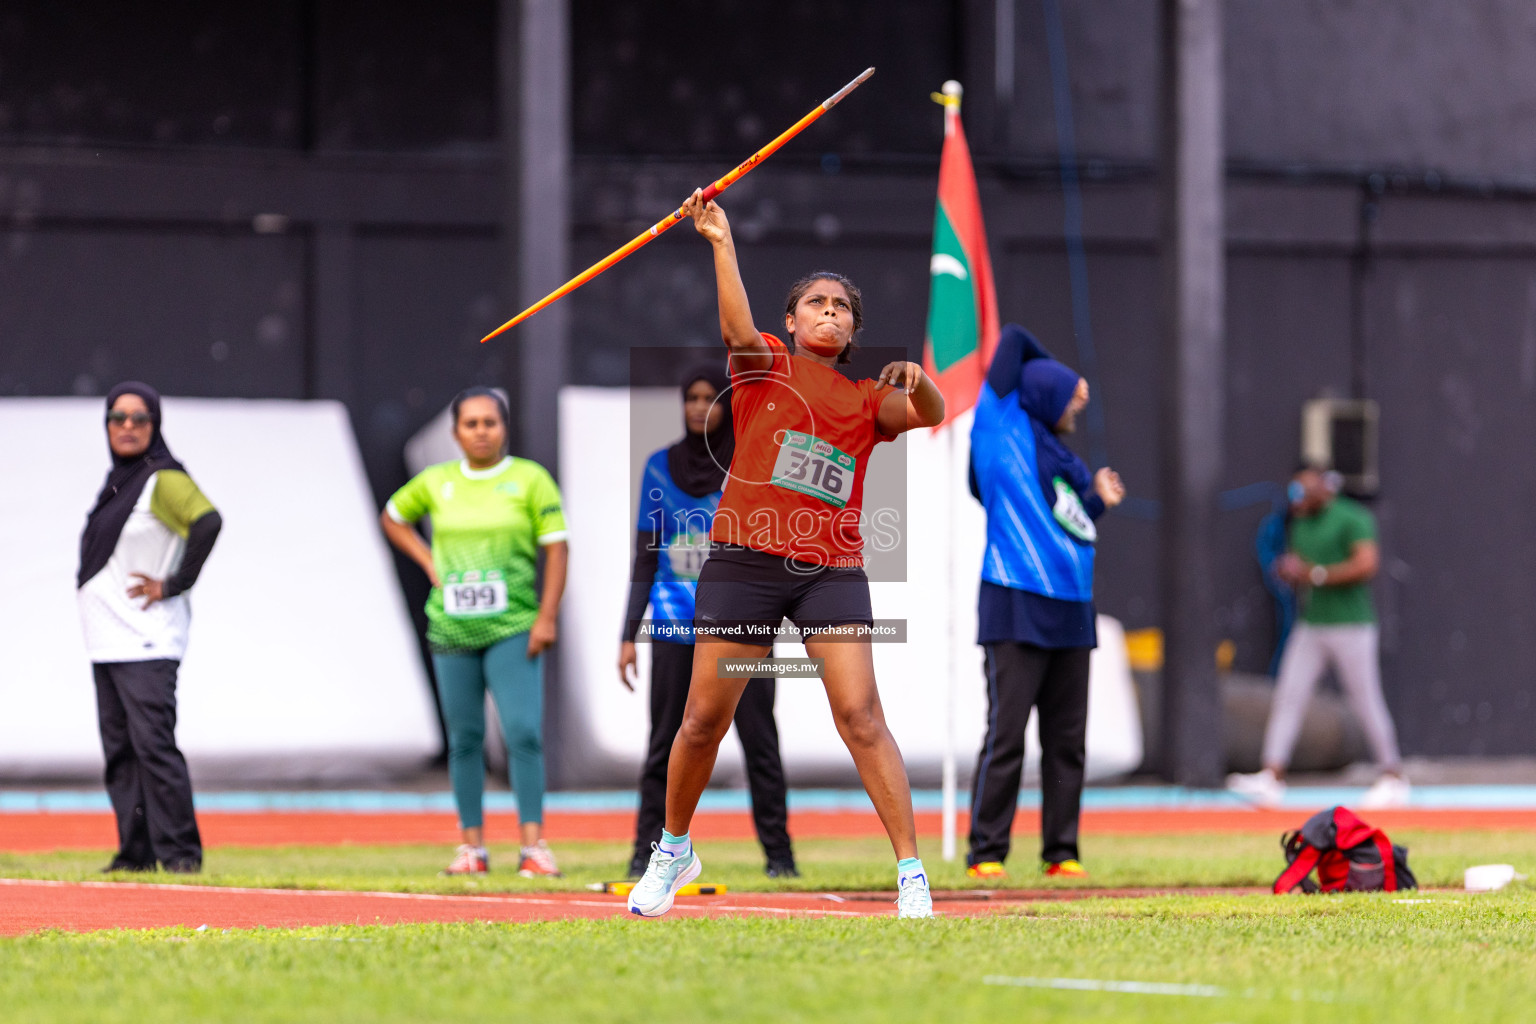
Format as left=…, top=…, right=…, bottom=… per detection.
left=896, top=871, right=933, bottom=919
left=1226, top=768, right=1286, bottom=808
left=627, top=843, right=702, bottom=918
left=1360, top=775, right=1411, bottom=810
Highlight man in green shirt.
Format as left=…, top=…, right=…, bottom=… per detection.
left=1228, top=465, right=1408, bottom=809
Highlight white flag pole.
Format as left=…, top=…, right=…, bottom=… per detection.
left=941, top=422, right=959, bottom=862
left=932, top=78, right=965, bottom=864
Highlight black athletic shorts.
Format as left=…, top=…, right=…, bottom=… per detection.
left=693, top=543, right=874, bottom=645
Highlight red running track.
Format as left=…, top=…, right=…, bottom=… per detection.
left=0, top=878, right=1268, bottom=936
left=5, top=808, right=1536, bottom=853
left=3, top=807, right=1507, bottom=935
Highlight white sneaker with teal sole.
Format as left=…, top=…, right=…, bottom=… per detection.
left=627, top=843, right=703, bottom=918
left=896, top=871, right=933, bottom=919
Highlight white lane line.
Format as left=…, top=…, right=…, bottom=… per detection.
left=660, top=903, right=868, bottom=918
left=0, top=878, right=869, bottom=918
left=984, top=976, right=1227, bottom=998
left=0, top=878, right=597, bottom=905
left=984, top=976, right=1354, bottom=1005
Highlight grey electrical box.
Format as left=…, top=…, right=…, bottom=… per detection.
left=1301, top=398, right=1379, bottom=496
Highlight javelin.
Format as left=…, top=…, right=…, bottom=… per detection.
left=481, top=67, right=876, bottom=343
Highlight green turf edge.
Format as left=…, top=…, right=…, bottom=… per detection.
left=4, top=892, right=1535, bottom=1024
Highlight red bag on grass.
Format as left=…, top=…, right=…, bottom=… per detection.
left=1273, top=806, right=1417, bottom=894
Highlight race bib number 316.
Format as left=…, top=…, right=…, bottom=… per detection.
left=442, top=570, right=509, bottom=617
left=771, top=431, right=855, bottom=508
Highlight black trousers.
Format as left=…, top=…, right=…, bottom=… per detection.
left=967, top=642, right=1091, bottom=866
left=93, top=660, right=203, bottom=867
left=631, top=641, right=793, bottom=868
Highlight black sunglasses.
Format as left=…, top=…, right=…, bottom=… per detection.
left=106, top=411, right=153, bottom=427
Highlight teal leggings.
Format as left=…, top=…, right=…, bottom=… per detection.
left=431, top=631, right=544, bottom=830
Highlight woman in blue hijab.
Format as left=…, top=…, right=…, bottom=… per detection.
left=966, top=324, right=1125, bottom=881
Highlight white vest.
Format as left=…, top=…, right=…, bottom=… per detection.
left=77, top=472, right=192, bottom=662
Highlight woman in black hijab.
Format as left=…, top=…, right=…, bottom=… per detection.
left=77, top=382, right=222, bottom=874
left=616, top=365, right=797, bottom=880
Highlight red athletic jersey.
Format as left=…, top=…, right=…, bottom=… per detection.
left=713, top=334, right=897, bottom=567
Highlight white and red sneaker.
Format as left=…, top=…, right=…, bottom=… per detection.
left=442, top=844, right=489, bottom=875
left=518, top=840, right=563, bottom=878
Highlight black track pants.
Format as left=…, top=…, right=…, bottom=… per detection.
left=631, top=641, right=793, bottom=868
left=966, top=642, right=1091, bottom=866
left=93, top=659, right=203, bottom=867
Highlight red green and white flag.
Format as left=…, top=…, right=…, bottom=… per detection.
left=921, top=95, right=998, bottom=429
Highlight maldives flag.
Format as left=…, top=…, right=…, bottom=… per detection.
left=921, top=96, right=999, bottom=429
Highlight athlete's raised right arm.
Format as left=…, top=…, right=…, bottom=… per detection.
left=681, top=189, right=772, bottom=371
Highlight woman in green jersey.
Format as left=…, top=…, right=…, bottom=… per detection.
left=381, top=388, right=569, bottom=877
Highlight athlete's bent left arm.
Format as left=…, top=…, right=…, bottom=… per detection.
left=875, top=361, right=945, bottom=434
left=528, top=540, right=568, bottom=657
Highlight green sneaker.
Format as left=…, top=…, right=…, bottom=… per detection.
left=627, top=843, right=702, bottom=918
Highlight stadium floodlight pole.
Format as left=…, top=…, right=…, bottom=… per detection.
left=481, top=67, right=876, bottom=343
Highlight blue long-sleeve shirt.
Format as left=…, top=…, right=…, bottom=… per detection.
left=970, top=324, right=1105, bottom=649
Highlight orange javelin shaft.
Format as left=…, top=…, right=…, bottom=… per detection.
left=481, top=67, right=876, bottom=343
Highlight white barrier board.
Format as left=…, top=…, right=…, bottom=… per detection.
left=557, top=386, right=1143, bottom=787
left=0, top=398, right=439, bottom=780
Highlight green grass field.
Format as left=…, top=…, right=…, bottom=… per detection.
left=6, top=832, right=1535, bottom=1023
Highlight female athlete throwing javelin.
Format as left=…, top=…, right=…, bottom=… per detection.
left=628, top=190, right=944, bottom=919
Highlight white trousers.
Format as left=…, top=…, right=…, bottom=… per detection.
left=1261, top=622, right=1402, bottom=771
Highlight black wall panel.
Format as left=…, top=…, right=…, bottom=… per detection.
left=571, top=0, right=958, bottom=158
left=993, top=245, right=1163, bottom=646
left=994, top=0, right=1536, bottom=178
left=0, top=228, right=306, bottom=397
left=1364, top=256, right=1536, bottom=755
left=0, top=3, right=304, bottom=149
left=351, top=231, right=505, bottom=503
left=313, top=0, right=496, bottom=153
left=1220, top=253, right=1355, bottom=672
left=0, top=0, right=498, bottom=155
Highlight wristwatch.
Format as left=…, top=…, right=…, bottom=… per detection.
left=1309, top=564, right=1329, bottom=586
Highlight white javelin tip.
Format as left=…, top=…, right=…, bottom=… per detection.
left=826, top=68, right=877, bottom=108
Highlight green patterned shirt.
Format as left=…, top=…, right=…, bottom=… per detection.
left=387, top=457, right=567, bottom=651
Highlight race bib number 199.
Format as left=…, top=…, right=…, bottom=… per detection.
left=771, top=431, right=855, bottom=508
left=442, top=570, right=509, bottom=617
